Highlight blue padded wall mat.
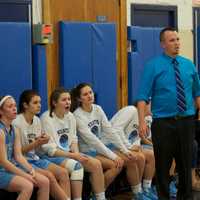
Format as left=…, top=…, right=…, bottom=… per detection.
left=154, top=27, right=163, bottom=56
left=59, top=22, right=93, bottom=89
left=128, top=26, right=155, bottom=61
left=0, top=22, right=32, bottom=103
left=92, top=23, right=117, bottom=119
left=197, top=26, right=200, bottom=76
left=32, top=45, right=48, bottom=114
left=59, top=22, right=117, bottom=118
left=128, top=52, right=143, bottom=104
left=127, top=26, right=162, bottom=104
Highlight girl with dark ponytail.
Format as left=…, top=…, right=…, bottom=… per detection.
left=41, top=87, right=107, bottom=200
left=14, top=89, right=71, bottom=200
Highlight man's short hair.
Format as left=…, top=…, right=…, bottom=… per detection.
left=159, top=27, right=177, bottom=42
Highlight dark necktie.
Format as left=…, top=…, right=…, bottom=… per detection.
left=172, top=59, right=187, bottom=113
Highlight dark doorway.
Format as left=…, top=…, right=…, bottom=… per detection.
left=131, top=4, right=177, bottom=28
left=0, top=0, right=31, bottom=22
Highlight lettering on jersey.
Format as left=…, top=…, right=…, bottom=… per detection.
left=88, top=120, right=100, bottom=137
left=57, top=128, right=69, bottom=135
left=88, top=120, right=99, bottom=128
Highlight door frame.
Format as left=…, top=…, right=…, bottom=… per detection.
left=42, top=0, right=128, bottom=107
left=193, top=7, right=200, bottom=70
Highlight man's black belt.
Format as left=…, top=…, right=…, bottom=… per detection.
left=156, top=115, right=194, bottom=120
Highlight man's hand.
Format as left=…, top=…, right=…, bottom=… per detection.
left=137, top=101, right=149, bottom=138
left=138, top=121, right=149, bottom=138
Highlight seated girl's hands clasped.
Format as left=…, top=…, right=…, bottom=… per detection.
left=114, top=156, right=124, bottom=169
left=35, top=133, right=50, bottom=145
left=125, top=151, right=137, bottom=161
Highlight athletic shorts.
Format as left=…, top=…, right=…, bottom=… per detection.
left=28, top=158, right=51, bottom=169
left=0, top=163, right=35, bottom=189
left=40, top=155, right=66, bottom=165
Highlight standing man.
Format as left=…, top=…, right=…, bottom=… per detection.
left=136, top=27, right=200, bottom=200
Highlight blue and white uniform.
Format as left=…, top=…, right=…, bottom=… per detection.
left=111, top=106, right=153, bottom=149
left=0, top=122, right=27, bottom=188
left=40, top=111, right=83, bottom=181
left=73, top=104, right=130, bottom=160
left=40, top=111, right=78, bottom=156
left=13, top=114, right=51, bottom=169
left=110, top=106, right=140, bottom=148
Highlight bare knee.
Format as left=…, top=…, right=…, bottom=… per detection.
left=24, top=181, right=34, bottom=194
left=145, top=151, right=155, bottom=164
left=45, top=171, right=57, bottom=184
left=107, top=161, right=117, bottom=170
left=8, top=176, right=33, bottom=195
left=16, top=179, right=33, bottom=197
left=22, top=180, right=34, bottom=194
left=89, top=159, right=103, bottom=173
left=109, top=160, right=123, bottom=174
left=36, top=173, right=50, bottom=188
left=136, top=153, right=145, bottom=166
left=57, top=168, right=70, bottom=182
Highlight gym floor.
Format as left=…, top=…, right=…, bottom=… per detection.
left=111, top=191, right=200, bottom=200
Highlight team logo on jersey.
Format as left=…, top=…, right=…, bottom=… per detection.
left=88, top=120, right=100, bottom=137
left=57, top=128, right=69, bottom=151
left=91, top=125, right=99, bottom=137
left=59, top=134, right=69, bottom=151
left=128, top=130, right=138, bottom=144
left=128, top=123, right=139, bottom=144
left=27, top=133, right=36, bottom=143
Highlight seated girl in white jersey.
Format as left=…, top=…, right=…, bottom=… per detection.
left=13, top=90, right=71, bottom=200
left=40, top=87, right=108, bottom=200
left=71, top=84, right=124, bottom=191
left=110, top=104, right=157, bottom=199
left=71, top=83, right=157, bottom=200
left=0, top=95, right=50, bottom=200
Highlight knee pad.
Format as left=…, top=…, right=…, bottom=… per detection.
left=64, top=159, right=83, bottom=181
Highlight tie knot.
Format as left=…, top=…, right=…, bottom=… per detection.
left=172, top=58, right=178, bottom=66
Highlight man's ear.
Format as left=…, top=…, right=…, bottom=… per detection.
left=160, top=41, right=165, bottom=49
